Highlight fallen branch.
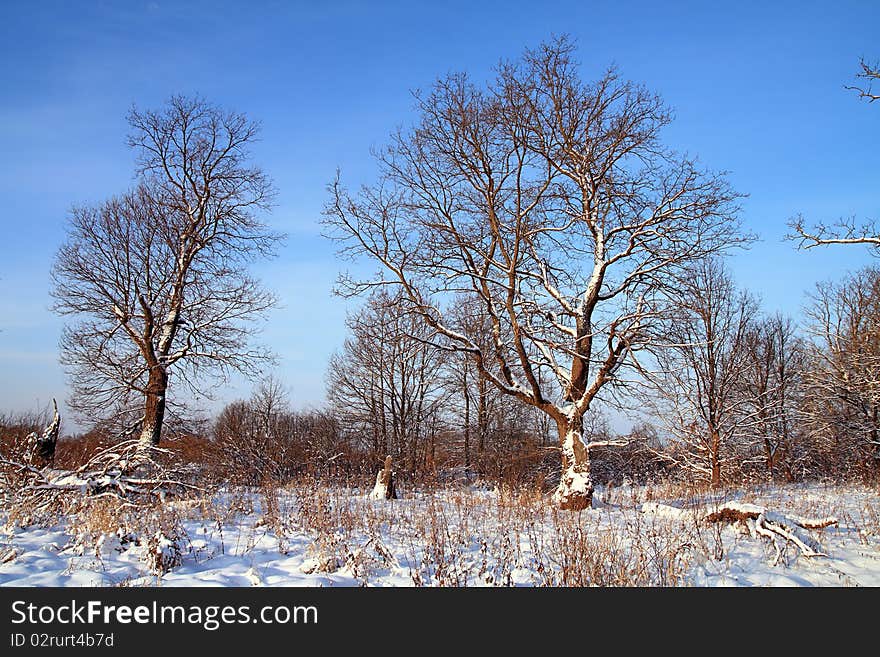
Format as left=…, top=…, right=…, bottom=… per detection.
left=1, top=438, right=204, bottom=525
left=642, top=500, right=838, bottom=560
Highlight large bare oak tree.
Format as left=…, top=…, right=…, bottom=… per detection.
left=52, top=96, right=280, bottom=451
left=324, top=39, right=749, bottom=509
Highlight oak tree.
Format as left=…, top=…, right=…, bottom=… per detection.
left=324, top=38, right=748, bottom=508
left=52, top=96, right=279, bottom=451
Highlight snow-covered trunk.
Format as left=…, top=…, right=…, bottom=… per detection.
left=369, top=455, right=397, bottom=500
left=138, top=276, right=182, bottom=452
left=552, top=416, right=593, bottom=510
left=138, top=365, right=169, bottom=449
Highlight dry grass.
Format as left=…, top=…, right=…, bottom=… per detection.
left=11, top=476, right=873, bottom=586
left=257, top=480, right=699, bottom=586
left=60, top=494, right=203, bottom=577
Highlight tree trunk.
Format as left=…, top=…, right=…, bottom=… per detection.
left=764, top=437, right=775, bottom=482
left=709, top=429, right=721, bottom=487
left=429, top=422, right=436, bottom=469
left=463, top=368, right=470, bottom=470
left=138, top=365, right=169, bottom=449
left=552, top=415, right=593, bottom=510
left=477, top=377, right=487, bottom=455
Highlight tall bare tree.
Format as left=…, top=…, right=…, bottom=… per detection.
left=52, top=96, right=280, bottom=452
left=324, top=38, right=748, bottom=508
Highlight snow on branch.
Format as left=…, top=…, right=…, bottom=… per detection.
left=642, top=500, right=838, bottom=562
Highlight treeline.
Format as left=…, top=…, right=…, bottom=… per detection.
left=649, top=260, right=880, bottom=486
left=313, top=263, right=880, bottom=487
left=8, top=262, right=878, bottom=490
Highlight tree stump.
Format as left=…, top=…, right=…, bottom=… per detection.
left=28, top=399, right=60, bottom=466
left=369, top=455, right=397, bottom=500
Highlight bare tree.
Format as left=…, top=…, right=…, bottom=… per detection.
left=445, top=295, right=553, bottom=479
left=324, top=38, right=747, bottom=508
left=801, top=267, right=880, bottom=479
left=212, top=377, right=306, bottom=483
left=789, top=58, right=878, bottom=250
left=650, top=259, right=756, bottom=486
left=326, top=289, right=448, bottom=474
left=740, top=314, right=806, bottom=482
left=52, top=96, right=280, bottom=453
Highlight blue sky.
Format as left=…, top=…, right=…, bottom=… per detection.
left=1, top=1, right=878, bottom=430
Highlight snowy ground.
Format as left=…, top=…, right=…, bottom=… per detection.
left=1, top=482, right=879, bottom=586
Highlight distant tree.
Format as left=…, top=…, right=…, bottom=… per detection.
left=590, top=421, right=670, bottom=486
left=801, top=267, right=880, bottom=480
left=324, top=38, right=748, bottom=508
left=740, top=314, right=807, bottom=482
left=326, top=289, right=448, bottom=473
left=52, top=96, right=280, bottom=452
left=652, top=259, right=757, bottom=486
left=211, top=376, right=346, bottom=483
left=444, top=295, right=553, bottom=478
left=213, top=377, right=297, bottom=483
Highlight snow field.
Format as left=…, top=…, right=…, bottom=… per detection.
left=1, top=482, right=879, bottom=587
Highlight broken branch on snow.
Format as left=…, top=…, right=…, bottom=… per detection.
left=641, top=500, right=838, bottom=561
